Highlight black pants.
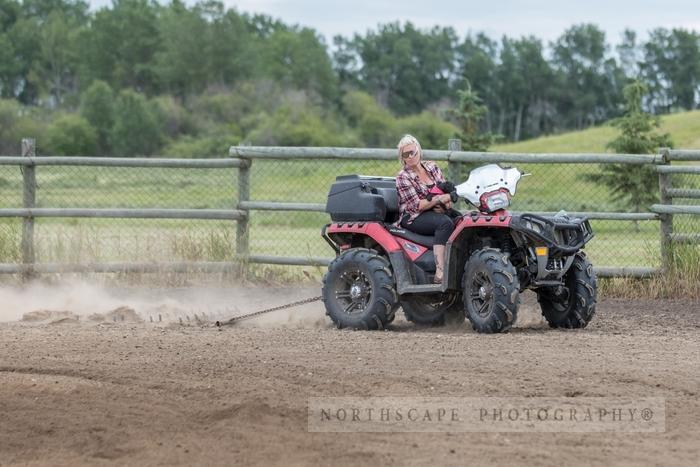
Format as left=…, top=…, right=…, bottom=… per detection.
left=401, top=211, right=455, bottom=245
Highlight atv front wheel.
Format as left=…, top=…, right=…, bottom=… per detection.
left=401, top=292, right=464, bottom=326
left=463, top=248, right=520, bottom=333
left=322, top=248, right=398, bottom=330
left=537, top=252, right=597, bottom=328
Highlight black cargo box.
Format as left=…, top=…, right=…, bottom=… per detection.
left=325, top=175, right=398, bottom=222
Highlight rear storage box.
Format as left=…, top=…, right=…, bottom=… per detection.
left=325, top=175, right=398, bottom=222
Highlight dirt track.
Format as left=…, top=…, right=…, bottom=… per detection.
left=0, top=284, right=698, bottom=466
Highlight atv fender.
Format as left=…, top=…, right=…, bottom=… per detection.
left=324, top=222, right=402, bottom=254
left=447, top=212, right=512, bottom=243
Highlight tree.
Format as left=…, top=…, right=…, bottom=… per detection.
left=6, top=15, right=42, bottom=104
left=154, top=0, right=209, bottom=100
left=642, top=28, right=700, bottom=112
left=448, top=80, right=496, bottom=151
left=446, top=81, right=497, bottom=179
left=10, top=0, right=89, bottom=104
left=36, top=9, right=82, bottom=104
left=347, top=22, right=457, bottom=115
left=332, top=34, right=360, bottom=89
left=110, top=89, right=161, bottom=156
left=589, top=81, right=673, bottom=215
left=617, top=29, right=642, bottom=79
left=454, top=33, right=498, bottom=132
left=552, top=24, right=623, bottom=129
left=511, top=37, right=556, bottom=140
left=80, top=80, right=115, bottom=155
left=79, top=0, right=160, bottom=94
left=262, top=26, right=339, bottom=102
left=0, top=32, right=20, bottom=98
left=205, top=5, right=257, bottom=87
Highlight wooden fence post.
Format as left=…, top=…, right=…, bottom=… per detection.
left=236, top=157, right=251, bottom=276
left=21, top=138, right=36, bottom=280
left=447, top=138, right=461, bottom=182
left=658, top=147, right=673, bottom=272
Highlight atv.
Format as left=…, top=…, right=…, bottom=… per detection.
left=321, top=164, right=597, bottom=333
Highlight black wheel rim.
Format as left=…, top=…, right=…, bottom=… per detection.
left=469, top=270, right=494, bottom=317
left=540, top=284, right=572, bottom=313
left=334, top=269, right=372, bottom=316
left=550, top=287, right=571, bottom=311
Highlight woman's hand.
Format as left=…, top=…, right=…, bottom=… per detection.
left=432, top=194, right=452, bottom=213
left=439, top=194, right=452, bottom=204
left=419, top=193, right=453, bottom=213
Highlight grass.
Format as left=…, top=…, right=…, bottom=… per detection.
left=493, top=109, right=700, bottom=153
left=599, top=243, right=700, bottom=299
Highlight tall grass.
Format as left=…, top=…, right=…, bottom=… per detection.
left=0, top=222, right=21, bottom=263
left=600, top=244, right=700, bottom=299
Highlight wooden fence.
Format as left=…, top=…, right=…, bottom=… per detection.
left=0, top=138, right=698, bottom=279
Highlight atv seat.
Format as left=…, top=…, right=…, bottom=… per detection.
left=385, top=226, right=435, bottom=248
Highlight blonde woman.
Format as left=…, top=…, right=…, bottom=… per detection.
left=395, top=135, right=455, bottom=283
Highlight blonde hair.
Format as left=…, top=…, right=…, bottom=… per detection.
left=397, top=134, right=422, bottom=163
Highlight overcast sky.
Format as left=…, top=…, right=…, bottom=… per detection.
left=89, top=0, right=699, bottom=45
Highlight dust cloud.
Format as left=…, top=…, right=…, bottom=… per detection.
left=0, top=280, right=327, bottom=328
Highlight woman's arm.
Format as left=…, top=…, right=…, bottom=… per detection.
left=397, top=170, right=452, bottom=214
left=417, top=194, right=451, bottom=211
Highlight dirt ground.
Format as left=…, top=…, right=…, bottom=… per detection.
left=0, top=283, right=698, bottom=466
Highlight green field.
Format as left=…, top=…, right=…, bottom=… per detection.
left=0, top=110, right=698, bottom=270
left=493, top=109, right=700, bottom=153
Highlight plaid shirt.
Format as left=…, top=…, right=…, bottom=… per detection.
left=396, top=161, right=446, bottom=225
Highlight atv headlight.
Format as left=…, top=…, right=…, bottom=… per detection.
left=480, top=189, right=511, bottom=213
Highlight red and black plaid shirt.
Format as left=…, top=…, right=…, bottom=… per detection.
left=396, top=161, right=446, bottom=225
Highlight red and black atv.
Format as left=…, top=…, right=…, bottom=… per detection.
left=321, top=164, right=597, bottom=333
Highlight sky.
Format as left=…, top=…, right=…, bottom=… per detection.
left=88, top=0, right=700, bottom=45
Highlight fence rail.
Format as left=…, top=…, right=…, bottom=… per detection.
left=231, top=146, right=664, bottom=164
left=0, top=208, right=246, bottom=220
left=0, top=156, right=246, bottom=168
left=0, top=139, right=698, bottom=279
left=666, top=149, right=700, bottom=160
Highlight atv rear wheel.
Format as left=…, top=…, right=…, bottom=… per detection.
left=537, top=252, right=597, bottom=328
left=322, top=248, right=398, bottom=330
left=463, top=248, right=520, bottom=333
left=400, top=292, right=463, bottom=326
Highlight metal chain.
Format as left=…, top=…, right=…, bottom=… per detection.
left=215, top=295, right=322, bottom=327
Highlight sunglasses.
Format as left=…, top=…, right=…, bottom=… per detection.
left=401, top=149, right=418, bottom=159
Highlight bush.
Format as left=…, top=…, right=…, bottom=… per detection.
left=162, top=131, right=240, bottom=158
left=151, top=95, right=196, bottom=139
left=0, top=99, right=48, bottom=155
left=46, top=114, right=98, bottom=156
left=247, top=103, right=358, bottom=147
left=397, top=111, right=458, bottom=149
left=341, top=91, right=397, bottom=147
left=189, top=80, right=284, bottom=134
left=111, top=89, right=162, bottom=156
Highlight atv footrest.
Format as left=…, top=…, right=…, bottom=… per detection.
left=399, top=284, right=446, bottom=294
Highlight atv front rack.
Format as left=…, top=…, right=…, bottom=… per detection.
left=510, top=213, right=594, bottom=255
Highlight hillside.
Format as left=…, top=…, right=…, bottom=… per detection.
left=493, top=110, right=700, bottom=153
